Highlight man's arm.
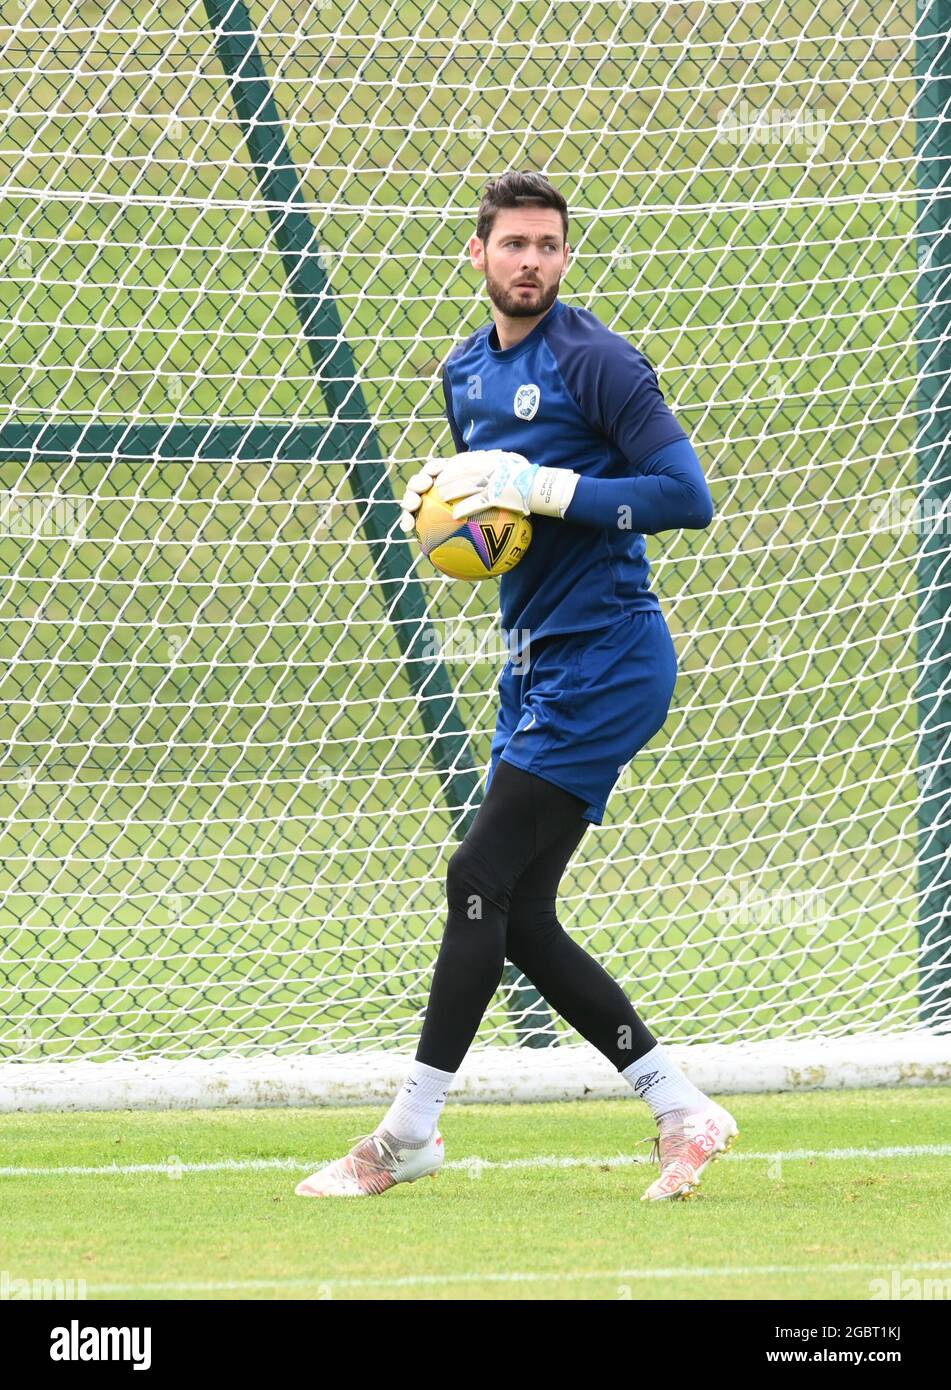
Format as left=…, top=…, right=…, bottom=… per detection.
left=552, top=329, right=713, bottom=533
left=430, top=326, right=713, bottom=532
left=564, top=437, right=713, bottom=534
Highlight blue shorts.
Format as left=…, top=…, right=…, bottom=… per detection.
left=487, top=610, right=678, bottom=825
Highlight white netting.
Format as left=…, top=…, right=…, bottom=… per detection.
left=0, top=0, right=949, bottom=1091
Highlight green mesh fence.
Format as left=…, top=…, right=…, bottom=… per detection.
left=0, top=0, right=948, bottom=1066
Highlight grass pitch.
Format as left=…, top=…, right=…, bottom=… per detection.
left=3, top=1087, right=950, bottom=1302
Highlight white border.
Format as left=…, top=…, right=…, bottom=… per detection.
left=1, top=1032, right=950, bottom=1111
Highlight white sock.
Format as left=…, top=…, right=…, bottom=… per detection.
left=621, top=1043, right=709, bottom=1120
left=377, top=1060, right=455, bottom=1143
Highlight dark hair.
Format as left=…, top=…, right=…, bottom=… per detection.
left=476, top=171, right=569, bottom=246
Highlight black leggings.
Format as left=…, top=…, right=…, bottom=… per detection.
left=416, top=759, right=657, bottom=1073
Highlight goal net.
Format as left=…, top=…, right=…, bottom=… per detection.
left=1, top=0, right=950, bottom=1108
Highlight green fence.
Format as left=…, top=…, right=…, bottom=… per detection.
left=0, top=1, right=947, bottom=1063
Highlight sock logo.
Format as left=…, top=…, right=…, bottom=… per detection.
left=634, top=1070, right=663, bottom=1095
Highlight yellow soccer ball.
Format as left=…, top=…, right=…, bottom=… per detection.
left=415, top=485, right=532, bottom=581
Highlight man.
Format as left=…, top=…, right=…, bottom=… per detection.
left=297, top=170, right=738, bottom=1203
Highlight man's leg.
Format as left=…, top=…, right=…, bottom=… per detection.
left=412, top=760, right=588, bottom=1075
left=505, top=828, right=719, bottom=1113
left=503, top=827, right=738, bottom=1203
left=295, top=763, right=586, bottom=1195
left=504, top=823, right=660, bottom=1068
left=350, top=761, right=588, bottom=1154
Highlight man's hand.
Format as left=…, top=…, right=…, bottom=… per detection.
left=399, top=456, right=443, bottom=534
left=399, top=449, right=532, bottom=534
left=438, top=454, right=580, bottom=521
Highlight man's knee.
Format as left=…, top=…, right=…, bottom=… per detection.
left=446, top=838, right=510, bottom=917
left=506, top=897, right=561, bottom=958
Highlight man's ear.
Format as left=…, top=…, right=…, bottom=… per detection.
left=469, top=234, right=485, bottom=270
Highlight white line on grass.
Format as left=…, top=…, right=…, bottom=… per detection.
left=89, top=1261, right=951, bottom=1296
left=1, top=1142, right=950, bottom=1179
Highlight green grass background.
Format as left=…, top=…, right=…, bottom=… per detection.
left=1, top=1089, right=949, bottom=1301
left=0, top=1, right=930, bottom=1061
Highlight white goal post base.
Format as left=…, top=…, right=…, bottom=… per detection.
left=2, top=1034, right=950, bottom=1113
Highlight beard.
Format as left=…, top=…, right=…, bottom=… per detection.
left=484, top=266, right=561, bottom=319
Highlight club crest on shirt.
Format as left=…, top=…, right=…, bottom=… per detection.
left=514, top=383, right=540, bottom=420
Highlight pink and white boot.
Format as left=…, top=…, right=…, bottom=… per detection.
left=295, top=1126, right=444, bottom=1197
left=640, top=1101, right=739, bottom=1202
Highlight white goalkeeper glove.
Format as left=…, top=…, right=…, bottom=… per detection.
left=398, top=456, right=443, bottom=534
left=438, top=453, right=579, bottom=521
left=399, top=449, right=536, bottom=534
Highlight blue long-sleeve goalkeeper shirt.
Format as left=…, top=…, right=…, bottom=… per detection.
left=441, top=297, right=713, bottom=643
